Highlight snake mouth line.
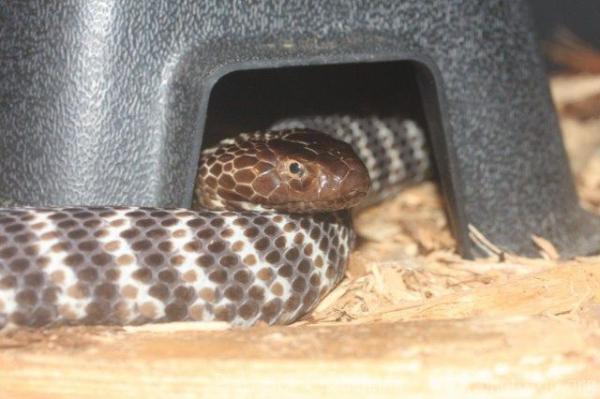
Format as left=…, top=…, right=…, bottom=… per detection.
left=275, top=189, right=368, bottom=213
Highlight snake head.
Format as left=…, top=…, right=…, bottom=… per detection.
left=195, top=129, right=371, bottom=212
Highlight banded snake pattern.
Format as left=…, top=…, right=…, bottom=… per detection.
left=0, top=115, right=430, bottom=329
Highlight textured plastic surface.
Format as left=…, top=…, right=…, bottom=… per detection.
left=1, top=1, right=599, bottom=258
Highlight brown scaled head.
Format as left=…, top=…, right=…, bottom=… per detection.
left=195, top=129, right=371, bottom=212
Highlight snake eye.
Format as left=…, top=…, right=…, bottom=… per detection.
left=289, top=162, right=303, bottom=175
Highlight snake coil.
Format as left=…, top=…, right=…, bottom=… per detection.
left=0, top=115, right=430, bottom=329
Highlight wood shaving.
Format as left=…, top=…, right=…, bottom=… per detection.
left=307, top=73, right=600, bottom=326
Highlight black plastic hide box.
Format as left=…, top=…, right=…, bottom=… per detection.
left=1, top=1, right=599, bottom=258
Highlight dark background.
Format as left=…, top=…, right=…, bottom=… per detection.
left=529, top=0, right=600, bottom=70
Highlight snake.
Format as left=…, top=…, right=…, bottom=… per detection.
left=0, top=115, right=430, bottom=329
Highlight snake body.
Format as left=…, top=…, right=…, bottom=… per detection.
left=0, top=116, right=430, bottom=329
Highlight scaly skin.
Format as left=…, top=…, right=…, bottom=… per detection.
left=0, top=116, right=430, bottom=330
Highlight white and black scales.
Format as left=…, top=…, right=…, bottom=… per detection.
left=0, top=115, right=431, bottom=329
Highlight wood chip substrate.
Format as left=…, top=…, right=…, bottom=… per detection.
left=3, top=74, right=600, bottom=398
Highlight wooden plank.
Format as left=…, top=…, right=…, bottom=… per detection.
left=1, top=314, right=599, bottom=399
